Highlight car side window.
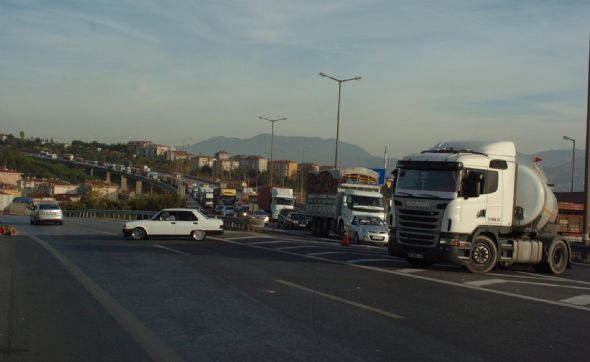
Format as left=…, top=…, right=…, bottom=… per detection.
left=177, top=211, right=197, bottom=221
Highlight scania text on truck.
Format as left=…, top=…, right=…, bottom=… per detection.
left=307, top=168, right=386, bottom=237
left=389, top=141, right=571, bottom=274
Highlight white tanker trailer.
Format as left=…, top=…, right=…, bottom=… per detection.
left=389, top=140, right=571, bottom=274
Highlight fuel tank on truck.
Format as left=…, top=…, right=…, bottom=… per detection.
left=513, top=156, right=558, bottom=232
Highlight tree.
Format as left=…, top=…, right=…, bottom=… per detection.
left=19, top=131, right=24, bottom=140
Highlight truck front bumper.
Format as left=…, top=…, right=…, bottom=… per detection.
left=388, top=231, right=471, bottom=265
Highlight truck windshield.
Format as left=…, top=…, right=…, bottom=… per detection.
left=351, top=196, right=384, bottom=208
left=275, top=197, right=293, bottom=205
left=397, top=169, right=459, bottom=192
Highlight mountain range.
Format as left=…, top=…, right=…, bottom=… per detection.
left=184, top=135, right=583, bottom=192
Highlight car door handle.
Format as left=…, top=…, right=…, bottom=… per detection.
left=171, top=222, right=176, bottom=224
left=193, top=222, right=198, bottom=224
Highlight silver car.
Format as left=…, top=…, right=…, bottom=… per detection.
left=30, top=202, right=64, bottom=225
left=349, top=216, right=389, bottom=244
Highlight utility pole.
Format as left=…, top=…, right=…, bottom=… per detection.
left=584, top=34, right=590, bottom=246
left=319, top=72, right=361, bottom=169
left=259, top=116, right=286, bottom=188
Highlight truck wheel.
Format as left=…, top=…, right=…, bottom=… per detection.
left=546, top=239, right=569, bottom=275
left=320, top=219, right=329, bottom=237
left=466, top=235, right=497, bottom=273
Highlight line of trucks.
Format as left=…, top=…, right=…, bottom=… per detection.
left=188, top=140, right=570, bottom=275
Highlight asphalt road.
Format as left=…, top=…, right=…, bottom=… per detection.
left=1, top=215, right=589, bottom=362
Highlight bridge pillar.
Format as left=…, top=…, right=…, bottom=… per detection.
left=120, top=175, right=128, bottom=192
left=135, top=180, right=142, bottom=195
left=105, top=171, right=111, bottom=184
left=89, top=168, right=94, bottom=177
left=150, top=184, right=153, bottom=196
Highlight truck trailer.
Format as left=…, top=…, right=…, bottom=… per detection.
left=389, top=140, right=571, bottom=274
left=306, top=167, right=386, bottom=237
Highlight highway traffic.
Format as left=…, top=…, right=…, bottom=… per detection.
left=1, top=214, right=589, bottom=361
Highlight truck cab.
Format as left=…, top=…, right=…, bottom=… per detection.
left=271, top=188, right=294, bottom=220
left=389, top=141, right=568, bottom=274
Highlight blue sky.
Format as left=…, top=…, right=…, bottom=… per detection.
left=1, top=0, right=589, bottom=157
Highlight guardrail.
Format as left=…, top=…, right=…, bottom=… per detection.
left=63, top=209, right=157, bottom=220
left=63, top=209, right=266, bottom=231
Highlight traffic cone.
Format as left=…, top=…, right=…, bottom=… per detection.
left=342, top=230, right=350, bottom=246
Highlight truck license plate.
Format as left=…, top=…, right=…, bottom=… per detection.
left=407, top=252, right=423, bottom=259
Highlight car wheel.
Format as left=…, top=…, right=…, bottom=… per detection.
left=354, top=232, right=360, bottom=244
left=59, top=221, right=64, bottom=225
left=130, top=227, right=146, bottom=240
left=191, top=229, right=206, bottom=241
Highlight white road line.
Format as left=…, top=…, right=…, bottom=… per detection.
left=250, top=240, right=294, bottom=246
left=25, top=232, right=183, bottom=362
left=225, top=235, right=274, bottom=241
left=275, top=279, right=404, bottom=320
left=348, top=258, right=393, bottom=264
left=487, top=271, right=590, bottom=285
left=560, top=295, right=590, bottom=306
left=275, top=246, right=319, bottom=251
left=208, top=236, right=590, bottom=313
left=465, top=279, right=507, bottom=287
left=306, top=251, right=350, bottom=256
left=507, top=280, right=590, bottom=291
left=154, top=244, right=190, bottom=256
left=396, top=268, right=426, bottom=274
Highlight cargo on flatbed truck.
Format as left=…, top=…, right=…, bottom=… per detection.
left=307, top=167, right=385, bottom=237
left=389, top=140, right=571, bottom=274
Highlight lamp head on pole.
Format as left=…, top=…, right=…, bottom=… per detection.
left=563, top=135, right=575, bottom=142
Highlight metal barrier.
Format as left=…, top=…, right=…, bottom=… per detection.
left=63, top=209, right=266, bottom=231
left=63, top=209, right=157, bottom=221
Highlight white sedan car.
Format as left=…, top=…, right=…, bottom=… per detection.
left=122, top=208, right=224, bottom=241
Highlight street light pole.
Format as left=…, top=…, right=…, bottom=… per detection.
left=259, top=116, right=286, bottom=188
left=319, top=72, right=361, bottom=169
left=563, top=136, right=576, bottom=192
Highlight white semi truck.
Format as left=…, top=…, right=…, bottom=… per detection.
left=307, top=168, right=386, bottom=237
left=389, top=141, right=571, bottom=274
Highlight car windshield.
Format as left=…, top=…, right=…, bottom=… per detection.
left=397, top=169, right=459, bottom=193
left=291, top=213, right=305, bottom=221
left=357, top=217, right=385, bottom=226
left=275, top=197, right=293, bottom=205
left=351, top=196, right=384, bottom=208
left=38, top=204, right=60, bottom=210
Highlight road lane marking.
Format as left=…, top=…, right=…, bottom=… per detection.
left=465, top=279, right=507, bottom=287
left=25, top=233, right=184, bottom=362
left=396, top=268, right=426, bottom=274
left=560, top=295, right=590, bottom=306
left=208, top=236, right=590, bottom=313
left=275, top=279, right=404, bottom=320
left=275, top=246, right=320, bottom=251
left=348, top=258, right=393, bottom=264
left=487, top=271, right=590, bottom=285
left=225, top=235, right=274, bottom=241
left=306, top=251, right=350, bottom=256
left=154, top=244, right=190, bottom=256
left=250, top=240, right=294, bottom=246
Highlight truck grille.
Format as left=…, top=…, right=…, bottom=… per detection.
left=395, top=200, right=447, bottom=247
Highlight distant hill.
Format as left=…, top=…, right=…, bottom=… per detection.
left=185, top=134, right=397, bottom=171
left=185, top=135, right=585, bottom=190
